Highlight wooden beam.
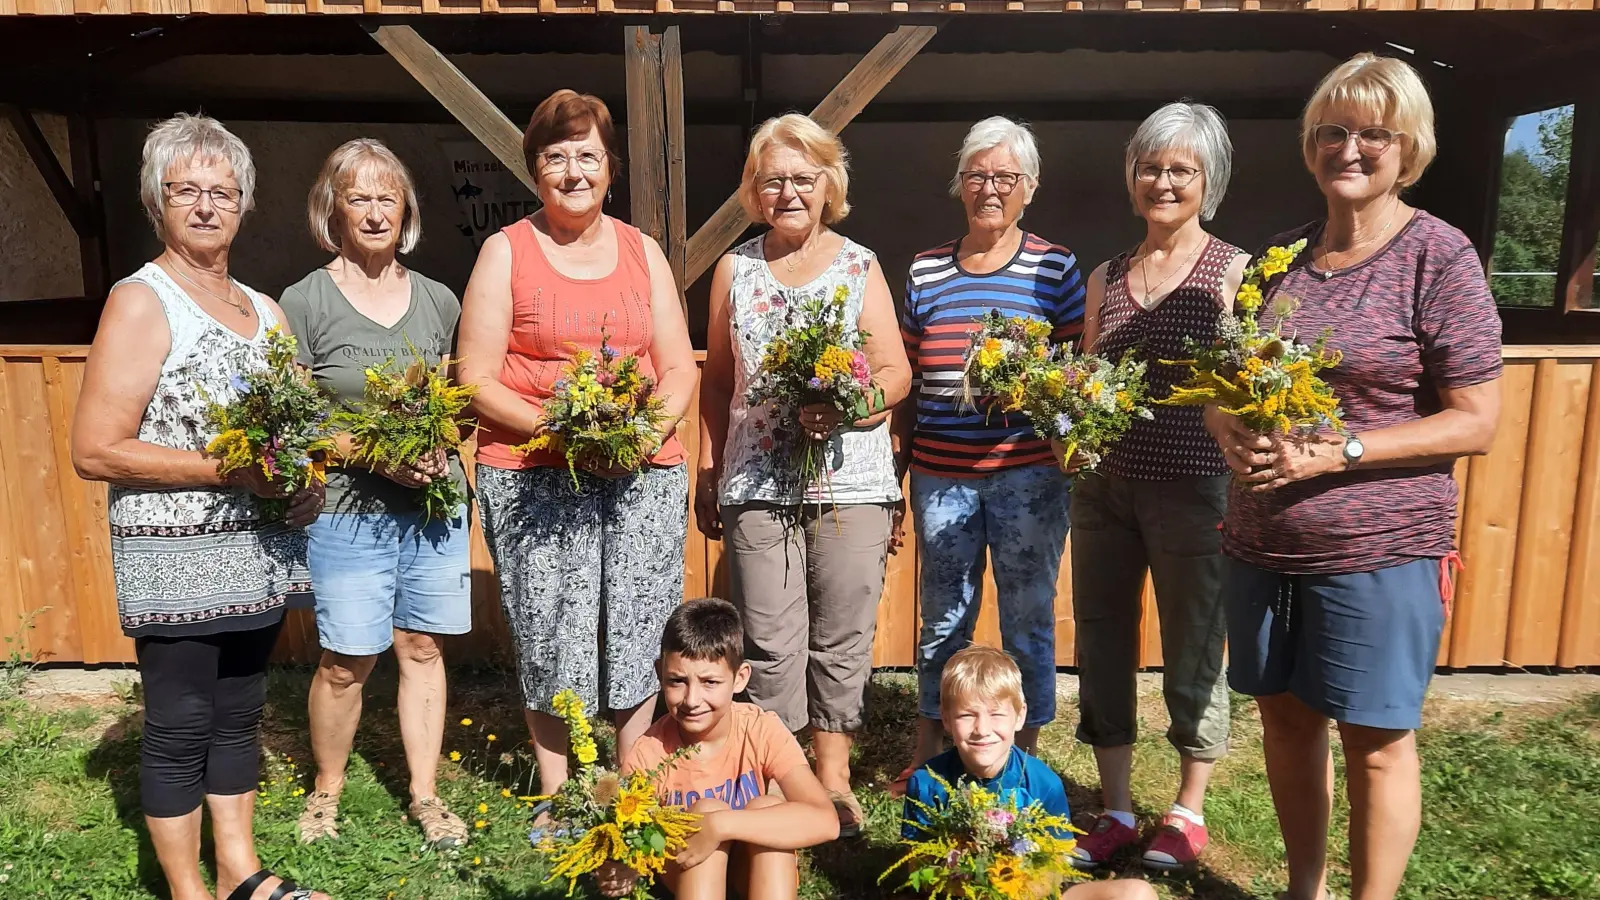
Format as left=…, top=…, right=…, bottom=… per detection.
left=682, top=23, right=940, bottom=287
left=366, top=24, right=534, bottom=192
left=663, top=25, right=688, bottom=293
left=4, top=105, right=86, bottom=236
left=67, top=115, right=109, bottom=302
left=625, top=25, right=667, bottom=246
left=1558, top=89, right=1600, bottom=313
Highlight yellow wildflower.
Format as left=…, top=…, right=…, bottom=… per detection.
left=501, top=789, right=512, bottom=799
left=449, top=751, right=461, bottom=762
left=987, top=854, right=1026, bottom=899
left=460, top=718, right=473, bottom=727
left=487, top=734, right=497, bottom=743
left=575, top=742, right=599, bottom=766
left=1237, top=282, right=1263, bottom=312
left=475, top=819, right=487, bottom=829
left=472, top=857, right=481, bottom=866
left=1042, top=368, right=1066, bottom=398
left=477, top=802, right=488, bottom=815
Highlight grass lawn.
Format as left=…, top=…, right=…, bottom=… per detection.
left=1, top=667, right=1598, bottom=900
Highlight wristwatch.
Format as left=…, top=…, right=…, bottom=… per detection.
left=1342, top=433, right=1365, bottom=470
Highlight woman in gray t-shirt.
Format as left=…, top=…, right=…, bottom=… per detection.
left=278, top=139, right=473, bottom=850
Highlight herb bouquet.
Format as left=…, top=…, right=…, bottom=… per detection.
left=333, top=348, right=478, bottom=523
left=512, top=333, right=669, bottom=489
left=961, top=310, right=1153, bottom=471
left=745, top=284, right=882, bottom=497
left=1161, top=239, right=1345, bottom=435
left=881, top=773, right=1082, bottom=900
left=531, top=690, right=699, bottom=900
left=203, top=326, right=337, bottom=520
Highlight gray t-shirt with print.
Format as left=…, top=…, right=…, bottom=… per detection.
left=279, top=267, right=468, bottom=517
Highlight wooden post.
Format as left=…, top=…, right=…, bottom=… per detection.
left=625, top=26, right=667, bottom=245
left=663, top=26, right=688, bottom=292
left=366, top=24, right=535, bottom=192
left=1557, top=91, right=1600, bottom=312
left=68, top=115, right=110, bottom=302
left=683, top=23, right=940, bottom=287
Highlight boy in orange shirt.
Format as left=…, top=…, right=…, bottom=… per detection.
left=616, top=598, right=838, bottom=900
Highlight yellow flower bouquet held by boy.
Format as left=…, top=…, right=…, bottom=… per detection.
left=1160, top=240, right=1345, bottom=436
left=744, top=284, right=884, bottom=498
left=883, top=771, right=1083, bottom=900
left=202, top=325, right=337, bottom=520
left=512, top=331, right=669, bottom=489
left=529, top=690, right=699, bottom=900
left=333, top=346, right=477, bottom=523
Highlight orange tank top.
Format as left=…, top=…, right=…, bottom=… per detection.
left=475, top=216, right=687, bottom=470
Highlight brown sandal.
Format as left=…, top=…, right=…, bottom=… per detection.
left=411, top=796, right=470, bottom=849
left=295, top=791, right=340, bottom=844
left=829, top=790, right=864, bottom=840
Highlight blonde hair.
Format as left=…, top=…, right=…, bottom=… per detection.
left=939, top=646, right=1026, bottom=717
left=307, top=139, right=423, bottom=255
left=1301, top=53, right=1437, bottom=189
left=739, top=114, right=851, bottom=225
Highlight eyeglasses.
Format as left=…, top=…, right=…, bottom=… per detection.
left=959, top=171, right=1025, bottom=194
left=1312, top=124, right=1403, bottom=156
left=538, top=149, right=608, bottom=174
left=163, top=182, right=242, bottom=212
left=758, top=173, right=822, bottom=195
left=1134, top=164, right=1202, bottom=188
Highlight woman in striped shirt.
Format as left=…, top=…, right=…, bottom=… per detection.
left=890, top=117, right=1086, bottom=789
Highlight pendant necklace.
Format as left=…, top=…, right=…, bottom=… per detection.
left=171, top=261, right=250, bottom=317
left=1135, top=237, right=1204, bottom=308
left=1316, top=204, right=1399, bottom=281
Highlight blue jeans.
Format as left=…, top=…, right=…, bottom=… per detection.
left=912, top=465, right=1071, bottom=727
left=305, top=508, right=473, bottom=656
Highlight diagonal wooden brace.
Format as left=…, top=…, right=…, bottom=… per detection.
left=6, top=105, right=87, bottom=237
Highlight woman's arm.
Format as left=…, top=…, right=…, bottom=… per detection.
left=641, top=234, right=698, bottom=441
left=852, top=258, right=911, bottom=428
left=1079, top=262, right=1108, bottom=353
left=456, top=232, right=543, bottom=439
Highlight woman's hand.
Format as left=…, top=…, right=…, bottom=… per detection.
left=226, top=465, right=294, bottom=499
left=1204, top=406, right=1274, bottom=476
left=375, top=448, right=446, bottom=488
left=694, top=478, right=724, bottom=541
left=674, top=810, right=725, bottom=871
left=887, top=498, right=908, bottom=556
left=1243, top=433, right=1347, bottom=493
left=1049, top=440, right=1095, bottom=475
left=284, top=480, right=327, bottom=528
left=594, top=861, right=639, bottom=899
left=799, top=403, right=845, bottom=441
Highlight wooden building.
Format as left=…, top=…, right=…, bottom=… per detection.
left=1, top=5, right=1598, bottom=671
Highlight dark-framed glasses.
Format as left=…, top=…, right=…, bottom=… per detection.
left=1134, top=164, right=1202, bottom=189
left=758, top=173, right=822, bottom=195
left=960, top=171, right=1024, bottom=194
left=163, top=182, right=242, bottom=211
left=1313, top=124, right=1403, bottom=156
left=538, top=149, right=608, bottom=174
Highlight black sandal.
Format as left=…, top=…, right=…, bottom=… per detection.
left=226, top=869, right=316, bottom=900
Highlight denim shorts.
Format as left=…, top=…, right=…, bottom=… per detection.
left=1224, top=556, right=1447, bottom=731
left=305, top=508, right=473, bottom=656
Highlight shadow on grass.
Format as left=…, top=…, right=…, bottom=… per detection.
left=82, top=709, right=168, bottom=898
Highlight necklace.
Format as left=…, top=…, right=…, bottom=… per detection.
left=1135, top=237, right=1204, bottom=307
left=170, top=261, right=250, bottom=317
left=1315, top=204, right=1400, bottom=279
left=782, top=239, right=814, bottom=273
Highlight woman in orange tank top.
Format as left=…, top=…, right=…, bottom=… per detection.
left=456, top=91, right=697, bottom=801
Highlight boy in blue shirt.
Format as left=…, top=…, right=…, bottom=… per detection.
left=903, top=646, right=1156, bottom=900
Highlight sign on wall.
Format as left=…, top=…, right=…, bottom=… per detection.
left=441, top=140, right=539, bottom=248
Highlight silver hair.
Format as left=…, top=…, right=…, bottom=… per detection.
left=950, top=116, right=1041, bottom=197
left=1124, top=101, right=1233, bottom=221
left=139, top=114, right=256, bottom=238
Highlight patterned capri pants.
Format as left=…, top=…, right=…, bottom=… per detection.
left=476, top=463, right=688, bottom=715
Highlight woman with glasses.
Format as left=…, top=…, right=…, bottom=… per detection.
left=456, top=90, right=697, bottom=799
left=279, top=139, right=471, bottom=849
left=1066, top=101, right=1247, bottom=874
left=1209, top=55, right=1501, bottom=900
left=71, top=114, right=328, bottom=900
left=889, top=116, right=1086, bottom=791
left=695, top=113, right=909, bottom=836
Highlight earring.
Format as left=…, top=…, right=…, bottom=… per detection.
left=607, top=187, right=614, bottom=205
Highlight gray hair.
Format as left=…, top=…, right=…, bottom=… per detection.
left=1124, top=101, right=1233, bottom=221
left=140, top=114, right=256, bottom=238
left=307, top=138, right=423, bottom=255
left=950, top=116, right=1041, bottom=198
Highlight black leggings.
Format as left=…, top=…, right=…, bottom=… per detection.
left=135, top=621, right=283, bottom=818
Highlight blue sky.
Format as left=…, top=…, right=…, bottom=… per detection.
left=1504, top=106, right=1572, bottom=160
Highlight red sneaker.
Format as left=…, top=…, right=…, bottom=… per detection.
left=1142, top=814, right=1209, bottom=871
left=1069, top=814, right=1140, bottom=869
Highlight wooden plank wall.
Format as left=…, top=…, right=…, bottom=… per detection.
left=4, top=345, right=1599, bottom=670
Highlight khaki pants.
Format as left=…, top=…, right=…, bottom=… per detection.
left=1069, top=473, right=1231, bottom=760
left=721, top=502, right=892, bottom=733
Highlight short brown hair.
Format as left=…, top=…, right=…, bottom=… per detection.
left=660, top=598, right=744, bottom=670
left=940, top=646, right=1026, bottom=718
left=523, top=89, right=622, bottom=182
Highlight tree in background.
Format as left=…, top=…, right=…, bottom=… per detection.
left=1490, top=106, right=1573, bottom=308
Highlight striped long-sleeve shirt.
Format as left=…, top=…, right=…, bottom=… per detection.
left=900, top=233, right=1087, bottom=476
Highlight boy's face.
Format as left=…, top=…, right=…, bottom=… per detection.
left=657, top=652, right=750, bottom=739
left=944, top=695, right=1025, bottom=778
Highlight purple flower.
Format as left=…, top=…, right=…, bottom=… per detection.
left=601, top=344, right=618, bottom=361
left=1054, top=413, right=1073, bottom=436
left=229, top=373, right=250, bottom=393
left=1011, top=838, right=1037, bottom=856
left=808, top=377, right=824, bottom=390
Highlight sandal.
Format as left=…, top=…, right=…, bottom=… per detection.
left=226, top=869, right=315, bottom=900
left=411, top=795, right=470, bottom=849
left=829, top=789, right=865, bottom=840
left=295, top=791, right=339, bottom=844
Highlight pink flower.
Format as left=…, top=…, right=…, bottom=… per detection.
left=984, top=808, right=1014, bottom=828
left=849, top=350, right=871, bottom=386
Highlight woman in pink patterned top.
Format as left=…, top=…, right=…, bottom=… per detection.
left=1208, top=55, right=1502, bottom=900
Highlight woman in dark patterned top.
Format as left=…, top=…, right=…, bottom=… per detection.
left=1068, top=102, right=1248, bottom=874
left=1209, top=54, right=1502, bottom=900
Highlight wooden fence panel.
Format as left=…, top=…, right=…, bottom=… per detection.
left=5, top=346, right=1600, bottom=674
